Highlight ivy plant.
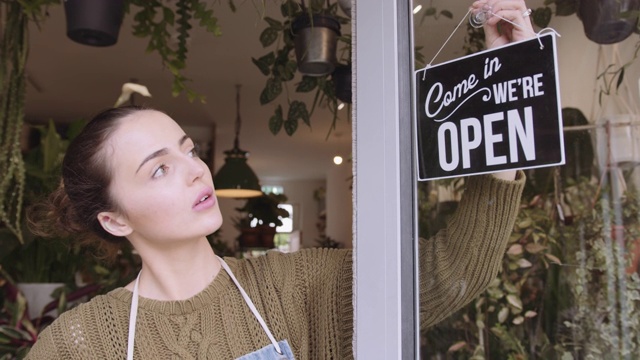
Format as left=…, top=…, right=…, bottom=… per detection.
left=252, top=0, right=350, bottom=136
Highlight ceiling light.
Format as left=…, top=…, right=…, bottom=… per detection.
left=338, top=102, right=345, bottom=111
left=333, top=156, right=343, bottom=165
left=214, top=85, right=262, bottom=198
left=413, top=5, right=422, bottom=14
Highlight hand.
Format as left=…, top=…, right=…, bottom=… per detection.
left=471, top=0, right=535, bottom=49
left=491, top=170, right=517, bottom=181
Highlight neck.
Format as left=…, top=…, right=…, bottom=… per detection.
left=131, top=237, right=221, bottom=301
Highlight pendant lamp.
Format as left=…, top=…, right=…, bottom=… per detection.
left=214, top=85, right=262, bottom=198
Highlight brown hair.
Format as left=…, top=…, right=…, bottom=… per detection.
left=29, top=106, right=148, bottom=262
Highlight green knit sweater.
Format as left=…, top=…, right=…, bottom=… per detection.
left=26, top=173, right=525, bottom=359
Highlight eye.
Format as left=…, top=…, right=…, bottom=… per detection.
left=152, top=164, right=168, bottom=179
left=188, top=144, right=201, bottom=158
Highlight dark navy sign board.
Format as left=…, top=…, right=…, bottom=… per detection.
left=415, top=34, right=565, bottom=180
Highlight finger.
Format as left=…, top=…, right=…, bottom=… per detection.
left=485, top=8, right=535, bottom=41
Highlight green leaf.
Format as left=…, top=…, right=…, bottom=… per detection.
left=260, top=78, right=283, bottom=105
left=273, top=59, right=297, bottom=81
left=288, top=101, right=310, bottom=127
left=228, top=0, right=237, bottom=12
left=448, top=341, right=467, bottom=352
left=252, top=53, right=275, bottom=76
left=506, top=294, right=523, bottom=310
left=517, top=218, right=532, bottom=228
left=296, top=76, right=318, bottom=92
left=65, top=119, right=87, bottom=141
left=0, top=326, right=31, bottom=341
left=162, top=7, right=175, bottom=25
left=284, top=118, right=298, bottom=136
left=260, top=27, right=279, bottom=48
left=532, top=7, right=552, bottom=28
left=525, top=243, right=546, bottom=254
left=281, top=0, right=299, bottom=18
left=56, top=289, right=67, bottom=316
left=42, top=120, right=63, bottom=174
left=616, top=68, right=625, bottom=90
left=264, top=17, right=283, bottom=30
left=440, top=10, right=453, bottom=19
left=498, top=307, right=509, bottom=323
left=425, top=7, right=436, bottom=16
left=269, top=106, right=284, bottom=135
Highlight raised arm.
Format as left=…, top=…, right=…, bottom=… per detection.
left=419, top=172, right=525, bottom=328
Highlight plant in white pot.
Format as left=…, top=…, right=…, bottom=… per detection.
left=234, top=193, right=290, bottom=249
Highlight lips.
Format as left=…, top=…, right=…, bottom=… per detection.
left=193, top=187, right=215, bottom=210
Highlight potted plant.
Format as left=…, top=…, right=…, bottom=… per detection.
left=252, top=0, right=351, bottom=136
left=64, top=0, right=125, bottom=47
left=0, top=0, right=224, bottom=259
left=0, top=121, right=76, bottom=321
left=234, top=193, right=290, bottom=249
left=577, top=0, right=639, bottom=44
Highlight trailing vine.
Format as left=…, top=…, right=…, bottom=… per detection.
left=126, top=0, right=222, bottom=102
left=0, top=0, right=223, bottom=243
left=0, top=2, right=31, bottom=244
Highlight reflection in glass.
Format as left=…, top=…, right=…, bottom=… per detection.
left=414, top=2, right=640, bottom=357
left=419, top=106, right=640, bottom=359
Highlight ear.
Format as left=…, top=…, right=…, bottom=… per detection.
left=97, top=212, right=132, bottom=237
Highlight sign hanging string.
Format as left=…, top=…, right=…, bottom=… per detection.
left=423, top=7, right=562, bottom=80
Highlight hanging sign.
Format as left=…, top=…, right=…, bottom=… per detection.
left=415, top=33, right=564, bottom=180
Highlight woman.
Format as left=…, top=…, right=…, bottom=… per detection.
left=26, top=1, right=533, bottom=358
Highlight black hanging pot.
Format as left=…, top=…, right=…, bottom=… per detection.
left=64, top=0, right=125, bottom=47
left=332, top=63, right=352, bottom=104
left=292, top=14, right=341, bottom=76
left=577, top=0, right=640, bottom=44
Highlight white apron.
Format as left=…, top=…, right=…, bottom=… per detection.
left=126, top=257, right=295, bottom=360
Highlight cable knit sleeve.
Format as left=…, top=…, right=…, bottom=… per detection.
left=419, top=171, right=525, bottom=329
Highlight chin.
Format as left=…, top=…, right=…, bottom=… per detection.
left=203, top=218, right=223, bottom=236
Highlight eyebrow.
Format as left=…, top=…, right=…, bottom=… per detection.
left=136, top=134, right=191, bottom=174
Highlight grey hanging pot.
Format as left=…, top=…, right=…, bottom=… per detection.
left=292, top=14, right=341, bottom=76
left=64, top=0, right=125, bottom=47
left=577, top=0, right=639, bottom=44
left=332, top=63, right=352, bottom=103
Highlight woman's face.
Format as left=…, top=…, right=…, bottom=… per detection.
left=104, top=110, right=222, bottom=244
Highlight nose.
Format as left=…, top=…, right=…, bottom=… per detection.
left=188, top=157, right=206, bottom=183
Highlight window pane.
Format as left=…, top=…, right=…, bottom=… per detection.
left=416, top=4, right=640, bottom=359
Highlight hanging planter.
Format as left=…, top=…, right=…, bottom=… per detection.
left=332, top=63, right=352, bottom=103
left=64, top=0, right=125, bottom=47
left=577, top=0, right=640, bottom=44
left=292, top=13, right=341, bottom=76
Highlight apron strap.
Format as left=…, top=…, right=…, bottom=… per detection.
left=126, top=259, right=283, bottom=359
left=218, top=256, right=283, bottom=355
left=127, top=271, right=142, bottom=360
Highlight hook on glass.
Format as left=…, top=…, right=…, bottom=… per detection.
left=469, top=4, right=493, bottom=28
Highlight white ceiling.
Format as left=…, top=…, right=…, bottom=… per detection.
left=23, top=1, right=493, bottom=183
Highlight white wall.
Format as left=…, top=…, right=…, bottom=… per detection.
left=326, top=161, right=353, bottom=248
left=551, top=15, right=640, bottom=120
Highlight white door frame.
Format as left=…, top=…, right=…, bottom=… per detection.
left=354, top=0, right=418, bottom=358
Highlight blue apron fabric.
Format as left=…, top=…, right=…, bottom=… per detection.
left=235, top=340, right=295, bottom=360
